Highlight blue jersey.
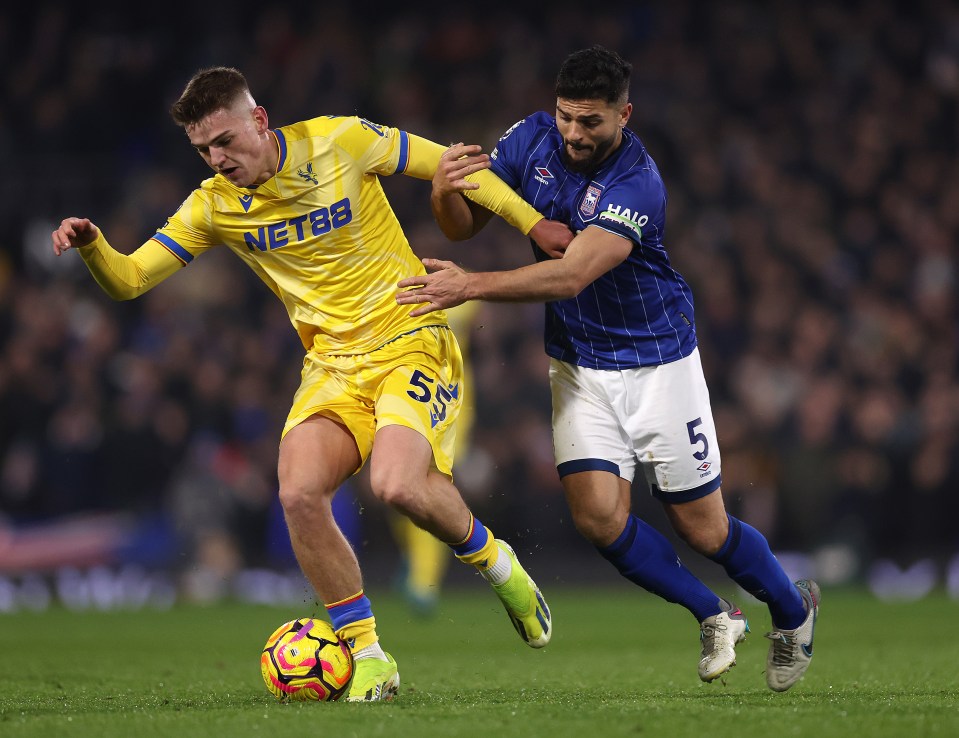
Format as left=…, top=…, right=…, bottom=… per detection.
left=489, top=111, right=697, bottom=369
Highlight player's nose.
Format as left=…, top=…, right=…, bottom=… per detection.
left=209, top=146, right=227, bottom=167
left=566, top=121, right=586, bottom=140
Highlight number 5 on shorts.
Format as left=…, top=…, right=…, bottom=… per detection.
left=686, top=417, right=709, bottom=461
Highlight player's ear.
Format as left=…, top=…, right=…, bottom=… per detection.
left=253, top=105, right=270, bottom=133
left=619, top=102, right=632, bottom=127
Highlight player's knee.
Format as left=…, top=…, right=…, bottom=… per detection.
left=666, top=491, right=729, bottom=555
left=570, top=507, right=621, bottom=546
left=278, top=481, right=333, bottom=521
left=674, top=521, right=726, bottom=556
left=368, top=471, right=417, bottom=512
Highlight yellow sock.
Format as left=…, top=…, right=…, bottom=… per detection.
left=334, top=616, right=378, bottom=652
left=454, top=526, right=500, bottom=571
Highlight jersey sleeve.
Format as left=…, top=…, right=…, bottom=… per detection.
left=592, top=171, right=667, bottom=247
left=77, top=233, right=184, bottom=300
left=150, top=187, right=219, bottom=264
left=77, top=186, right=218, bottom=299
left=369, top=128, right=542, bottom=236
left=488, top=117, right=530, bottom=189
left=325, top=116, right=412, bottom=176
left=327, top=115, right=543, bottom=234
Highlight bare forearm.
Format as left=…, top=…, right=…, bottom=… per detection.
left=430, top=189, right=476, bottom=241
left=398, top=226, right=631, bottom=317
left=465, top=259, right=583, bottom=302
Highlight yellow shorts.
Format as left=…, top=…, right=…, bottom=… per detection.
left=282, top=326, right=465, bottom=475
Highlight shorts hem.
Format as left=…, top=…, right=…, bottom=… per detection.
left=651, top=474, right=722, bottom=503
left=557, top=458, right=624, bottom=479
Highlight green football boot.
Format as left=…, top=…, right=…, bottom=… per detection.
left=346, top=652, right=400, bottom=702
left=487, top=540, right=552, bottom=648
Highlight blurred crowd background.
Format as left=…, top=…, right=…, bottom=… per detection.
left=2, top=1, right=958, bottom=603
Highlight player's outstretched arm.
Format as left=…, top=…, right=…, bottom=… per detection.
left=52, top=217, right=184, bottom=300
left=396, top=226, right=631, bottom=317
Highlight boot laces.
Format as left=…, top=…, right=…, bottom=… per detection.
left=765, top=629, right=798, bottom=666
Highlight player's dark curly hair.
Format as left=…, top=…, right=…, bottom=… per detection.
left=170, top=67, right=251, bottom=127
left=555, top=45, right=631, bottom=104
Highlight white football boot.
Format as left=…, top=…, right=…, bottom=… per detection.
left=698, top=599, right=749, bottom=682
left=765, top=579, right=821, bottom=692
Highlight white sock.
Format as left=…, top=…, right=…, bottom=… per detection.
left=353, top=642, right=388, bottom=661
left=481, top=545, right=513, bottom=585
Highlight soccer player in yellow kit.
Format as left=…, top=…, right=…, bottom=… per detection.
left=51, top=67, right=565, bottom=702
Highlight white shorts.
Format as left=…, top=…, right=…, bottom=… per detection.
left=549, top=348, right=721, bottom=502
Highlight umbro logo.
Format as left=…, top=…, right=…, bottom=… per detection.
left=534, top=166, right=554, bottom=186
left=238, top=194, right=253, bottom=212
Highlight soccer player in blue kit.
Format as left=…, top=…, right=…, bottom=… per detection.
left=397, top=46, right=820, bottom=691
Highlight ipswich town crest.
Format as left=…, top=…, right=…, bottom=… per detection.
left=579, top=183, right=603, bottom=218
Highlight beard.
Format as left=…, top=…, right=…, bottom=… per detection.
left=561, top=135, right=618, bottom=174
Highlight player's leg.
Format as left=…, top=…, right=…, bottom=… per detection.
left=664, top=492, right=819, bottom=691
left=278, top=415, right=399, bottom=700
left=370, top=423, right=551, bottom=648
left=563, top=469, right=726, bottom=619
left=554, top=354, right=747, bottom=681
left=387, top=372, right=476, bottom=615
left=368, top=326, right=550, bottom=647
left=650, top=346, right=817, bottom=690
left=370, top=425, right=471, bottom=537
left=278, top=414, right=363, bottom=604
left=552, top=356, right=729, bottom=622
left=387, top=309, right=477, bottom=616
left=561, top=469, right=744, bottom=681
left=280, top=354, right=400, bottom=702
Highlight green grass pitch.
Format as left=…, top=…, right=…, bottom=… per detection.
left=1, top=586, right=956, bottom=737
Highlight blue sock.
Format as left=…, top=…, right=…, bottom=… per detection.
left=710, top=515, right=805, bottom=629
left=449, top=514, right=490, bottom=557
left=326, top=591, right=374, bottom=632
left=598, top=515, right=723, bottom=623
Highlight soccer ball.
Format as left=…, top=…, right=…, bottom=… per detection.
left=260, top=618, right=354, bottom=702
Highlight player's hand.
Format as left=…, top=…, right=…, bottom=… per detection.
left=434, top=143, right=491, bottom=196
left=530, top=218, right=574, bottom=259
left=52, top=217, right=100, bottom=255
left=396, top=259, right=471, bottom=317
